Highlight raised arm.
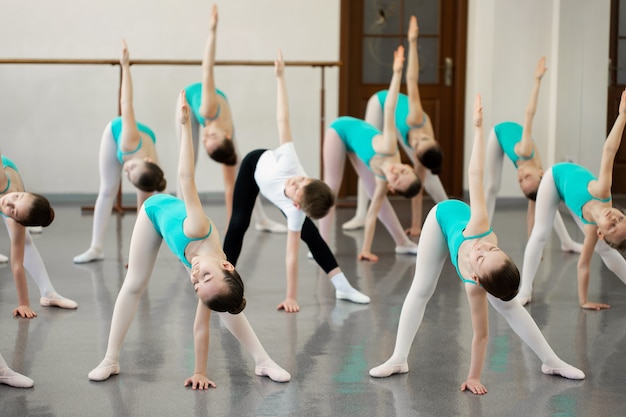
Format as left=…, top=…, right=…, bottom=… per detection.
left=119, top=40, right=141, bottom=153
left=275, top=49, right=294, bottom=145
left=465, top=94, right=490, bottom=235
left=379, top=46, right=405, bottom=154
left=518, top=57, right=547, bottom=158
left=178, top=90, right=211, bottom=238
left=199, top=4, right=220, bottom=120
left=405, top=16, right=425, bottom=126
left=591, top=87, right=626, bottom=196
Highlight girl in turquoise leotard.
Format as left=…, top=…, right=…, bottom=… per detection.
left=320, top=46, right=421, bottom=262
left=519, top=88, right=626, bottom=309
left=73, top=40, right=166, bottom=264
left=369, top=95, right=584, bottom=395
left=174, top=5, right=285, bottom=235
left=88, top=90, right=289, bottom=388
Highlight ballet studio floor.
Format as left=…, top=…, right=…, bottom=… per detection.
left=1, top=196, right=625, bottom=417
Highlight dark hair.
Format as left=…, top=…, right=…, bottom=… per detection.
left=301, top=179, right=335, bottom=219
left=418, top=143, right=443, bottom=175
left=523, top=175, right=542, bottom=201
left=479, top=256, right=520, bottom=301
left=19, top=193, right=55, bottom=227
left=394, top=175, right=422, bottom=199
left=134, top=161, right=167, bottom=192
left=204, top=268, right=246, bottom=314
left=208, top=139, right=237, bottom=166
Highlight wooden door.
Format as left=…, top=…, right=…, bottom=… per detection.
left=336, top=0, right=468, bottom=199
left=609, top=0, right=626, bottom=195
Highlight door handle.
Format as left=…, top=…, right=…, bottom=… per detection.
left=444, top=57, right=453, bottom=87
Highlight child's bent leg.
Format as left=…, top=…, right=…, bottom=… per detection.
left=487, top=295, right=584, bottom=379
left=518, top=169, right=560, bottom=304
left=485, top=128, right=504, bottom=222
left=74, top=124, right=121, bottom=263
left=88, top=210, right=162, bottom=381
left=370, top=208, right=447, bottom=377
left=217, top=312, right=290, bottom=382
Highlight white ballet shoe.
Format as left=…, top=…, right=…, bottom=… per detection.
left=27, top=226, right=43, bottom=234
left=336, top=288, right=370, bottom=304
left=395, top=244, right=418, bottom=255
left=73, top=248, right=104, bottom=264
left=88, top=361, right=120, bottom=381
left=342, top=216, right=366, bottom=230
left=369, top=362, right=409, bottom=378
left=0, top=369, right=34, bottom=388
left=255, top=220, right=287, bottom=234
left=560, top=241, right=583, bottom=253
left=254, top=364, right=291, bottom=382
left=0, top=253, right=8, bottom=263
left=40, top=292, right=78, bottom=309
left=541, top=364, right=585, bottom=380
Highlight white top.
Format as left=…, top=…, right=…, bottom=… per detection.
left=254, top=142, right=307, bottom=231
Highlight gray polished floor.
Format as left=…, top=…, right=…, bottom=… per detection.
left=1, top=197, right=625, bottom=417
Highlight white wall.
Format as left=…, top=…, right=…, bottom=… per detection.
left=465, top=0, right=611, bottom=197
left=0, top=0, right=339, bottom=197
left=0, top=0, right=613, bottom=200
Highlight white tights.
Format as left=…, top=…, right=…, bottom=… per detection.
left=96, top=209, right=281, bottom=375
left=3, top=218, right=56, bottom=297
left=371, top=208, right=581, bottom=378
left=520, top=168, right=626, bottom=299
left=485, top=128, right=578, bottom=249
left=319, top=128, right=414, bottom=248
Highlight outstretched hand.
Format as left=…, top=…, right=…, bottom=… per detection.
left=473, top=94, right=483, bottom=127
left=209, top=4, right=218, bottom=31
left=393, top=45, right=405, bottom=73
left=535, top=56, right=547, bottom=80
left=274, top=49, right=285, bottom=77
left=184, top=373, right=217, bottom=390
left=408, top=15, right=418, bottom=42
left=178, top=90, right=190, bottom=125
left=120, top=39, right=130, bottom=67
left=277, top=297, right=300, bottom=313
left=13, top=305, right=37, bottom=319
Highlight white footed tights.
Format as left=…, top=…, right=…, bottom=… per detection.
left=370, top=208, right=583, bottom=380
left=0, top=352, right=34, bottom=388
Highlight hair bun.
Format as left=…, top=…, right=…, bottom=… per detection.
left=228, top=298, right=246, bottom=314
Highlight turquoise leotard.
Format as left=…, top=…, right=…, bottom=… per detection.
left=110, top=117, right=157, bottom=164
left=435, top=200, right=493, bottom=283
left=184, top=83, right=228, bottom=126
left=143, top=194, right=212, bottom=268
left=1, top=155, right=18, bottom=195
left=493, top=122, right=535, bottom=168
left=330, top=116, right=396, bottom=178
left=552, top=162, right=611, bottom=225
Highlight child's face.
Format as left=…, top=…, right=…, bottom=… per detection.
left=469, top=240, right=506, bottom=279
left=284, top=176, right=311, bottom=206
left=597, top=207, right=626, bottom=244
left=0, top=192, right=35, bottom=223
left=517, top=165, right=542, bottom=196
left=386, top=164, right=416, bottom=193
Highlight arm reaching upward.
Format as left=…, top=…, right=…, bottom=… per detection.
left=465, top=94, right=489, bottom=235
left=518, top=57, right=547, bottom=158
left=119, top=39, right=141, bottom=153
left=591, top=87, right=626, bottom=197
left=178, top=90, right=211, bottom=238
left=199, top=4, right=220, bottom=120
left=275, top=49, right=294, bottom=145
left=405, top=16, right=425, bottom=126
left=379, top=46, right=405, bottom=154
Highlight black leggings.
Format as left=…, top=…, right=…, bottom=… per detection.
left=223, top=149, right=339, bottom=274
